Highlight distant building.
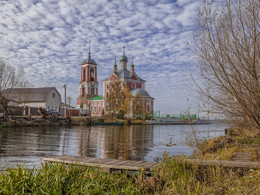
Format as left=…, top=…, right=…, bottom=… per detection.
left=6, top=87, right=61, bottom=111
left=77, top=45, right=154, bottom=117
left=60, top=102, right=75, bottom=116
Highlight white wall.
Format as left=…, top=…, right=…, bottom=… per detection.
left=46, top=88, right=61, bottom=111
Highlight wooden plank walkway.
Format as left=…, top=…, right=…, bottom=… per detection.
left=43, top=156, right=260, bottom=171
left=43, top=156, right=159, bottom=171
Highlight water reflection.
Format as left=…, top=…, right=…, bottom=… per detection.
left=0, top=123, right=227, bottom=169
left=76, top=125, right=154, bottom=160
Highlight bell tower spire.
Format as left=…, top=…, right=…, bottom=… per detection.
left=77, top=39, right=98, bottom=110
left=88, top=39, right=91, bottom=59
left=120, top=46, right=128, bottom=70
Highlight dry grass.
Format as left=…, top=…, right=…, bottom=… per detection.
left=196, top=135, right=260, bottom=162
left=1, top=155, right=259, bottom=194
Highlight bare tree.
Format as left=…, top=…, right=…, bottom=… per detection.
left=194, top=0, right=260, bottom=134
left=0, top=59, right=29, bottom=120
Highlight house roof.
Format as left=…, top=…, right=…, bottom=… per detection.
left=5, top=87, right=59, bottom=102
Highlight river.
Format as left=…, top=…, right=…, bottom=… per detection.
left=0, top=123, right=227, bottom=170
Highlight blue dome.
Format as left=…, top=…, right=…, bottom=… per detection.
left=81, top=58, right=97, bottom=65
left=120, top=55, right=128, bottom=62
left=120, top=46, right=128, bottom=62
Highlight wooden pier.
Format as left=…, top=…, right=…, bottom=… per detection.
left=43, top=156, right=159, bottom=172
left=43, top=156, right=260, bottom=171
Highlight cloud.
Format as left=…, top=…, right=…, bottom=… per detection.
left=0, top=0, right=202, bottom=114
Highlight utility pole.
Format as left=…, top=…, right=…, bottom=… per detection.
left=0, top=59, right=4, bottom=91
left=63, top=84, right=66, bottom=116
left=68, top=96, right=71, bottom=106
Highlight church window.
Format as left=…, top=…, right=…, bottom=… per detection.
left=90, top=68, right=94, bottom=81
left=106, top=84, right=109, bottom=89
left=82, top=68, right=86, bottom=81
left=82, top=85, right=85, bottom=96
left=52, top=93, right=55, bottom=98
left=91, top=87, right=94, bottom=95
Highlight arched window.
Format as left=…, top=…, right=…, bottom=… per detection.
left=82, top=68, right=86, bottom=81
left=90, top=68, right=94, bottom=81
left=91, top=87, right=95, bottom=95
left=82, top=85, right=85, bottom=96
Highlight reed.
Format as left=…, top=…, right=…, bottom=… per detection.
left=0, top=155, right=259, bottom=194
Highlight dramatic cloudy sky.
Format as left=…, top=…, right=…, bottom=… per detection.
left=0, top=0, right=203, bottom=114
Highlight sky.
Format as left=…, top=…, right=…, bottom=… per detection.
left=0, top=0, right=203, bottom=114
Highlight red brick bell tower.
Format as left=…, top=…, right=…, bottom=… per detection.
left=77, top=40, right=98, bottom=109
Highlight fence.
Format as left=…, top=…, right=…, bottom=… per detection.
left=152, top=111, right=197, bottom=120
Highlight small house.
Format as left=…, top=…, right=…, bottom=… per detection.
left=6, top=87, right=62, bottom=112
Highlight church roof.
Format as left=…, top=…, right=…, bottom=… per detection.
left=130, top=88, right=154, bottom=99
left=81, top=58, right=97, bottom=65
left=89, top=95, right=103, bottom=100
left=102, top=69, right=145, bottom=82
left=118, top=69, right=130, bottom=78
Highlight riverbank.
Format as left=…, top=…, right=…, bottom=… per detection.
left=0, top=116, right=92, bottom=127
left=194, top=128, right=260, bottom=162
left=0, top=116, right=214, bottom=128
left=0, top=117, right=136, bottom=127
left=0, top=154, right=259, bottom=194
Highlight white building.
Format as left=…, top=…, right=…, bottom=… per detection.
left=6, top=87, right=61, bottom=111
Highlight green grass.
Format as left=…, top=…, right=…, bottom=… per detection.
left=0, top=155, right=259, bottom=194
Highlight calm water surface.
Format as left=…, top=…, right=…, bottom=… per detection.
left=0, top=123, right=227, bottom=170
